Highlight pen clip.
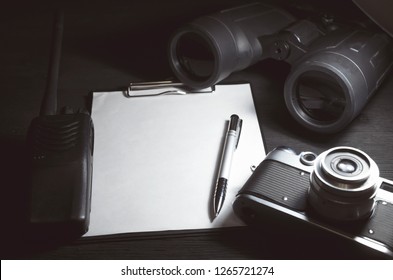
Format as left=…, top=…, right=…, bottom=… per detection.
left=125, top=81, right=215, bottom=97
left=236, top=119, right=242, bottom=149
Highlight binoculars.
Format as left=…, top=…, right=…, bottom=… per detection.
left=168, top=3, right=393, bottom=133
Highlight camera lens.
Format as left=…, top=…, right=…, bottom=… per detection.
left=322, top=150, right=371, bottom=185
left=336, top=159, right=357, bottom=173
left=331, top=157, right=362, bottom=177
left=175, top=32, right=215, bottom=81
left=309, top=147, right=380, bottom=221
left=295, top=71, right=346, bottom=123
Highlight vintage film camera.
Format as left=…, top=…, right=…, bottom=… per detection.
left=233, top=146, right=393, bottom=258
left=168, top=3, right=393, bottom=133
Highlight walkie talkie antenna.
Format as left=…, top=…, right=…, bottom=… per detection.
left=40, top=11, right=63, bottom=116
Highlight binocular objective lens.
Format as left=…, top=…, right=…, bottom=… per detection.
left=175, top=32, right=215, bottom=81
left=295, top=71, right=346, bottom=123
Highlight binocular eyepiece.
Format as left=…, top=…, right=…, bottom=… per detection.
left=168, top=3, right=393, bottom=133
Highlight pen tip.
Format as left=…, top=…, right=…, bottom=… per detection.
left=211, top=210, right=219, bottom=221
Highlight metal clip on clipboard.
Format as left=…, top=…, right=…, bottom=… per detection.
left=125, top=81, right=215, bottom=97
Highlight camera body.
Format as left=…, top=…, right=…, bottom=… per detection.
left=233, top=146, right=393, bottom=258
left=169, top=3, right=393, bottom=133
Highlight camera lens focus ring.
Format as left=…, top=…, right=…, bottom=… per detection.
left=308, top=147, right=380, bottom=221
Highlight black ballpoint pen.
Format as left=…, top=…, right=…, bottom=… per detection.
left=213, top=114, right=242, bottom=218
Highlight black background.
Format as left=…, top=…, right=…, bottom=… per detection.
left=1, top=0, right=392, bottom=259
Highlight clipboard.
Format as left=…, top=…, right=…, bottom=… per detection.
left=85, top=83, right=265, bottom=237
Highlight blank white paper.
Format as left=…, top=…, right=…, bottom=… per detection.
left=85, top=84, right=265, bottom=237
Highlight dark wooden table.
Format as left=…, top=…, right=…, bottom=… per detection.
left=1, top=0, right=392, bottom=259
